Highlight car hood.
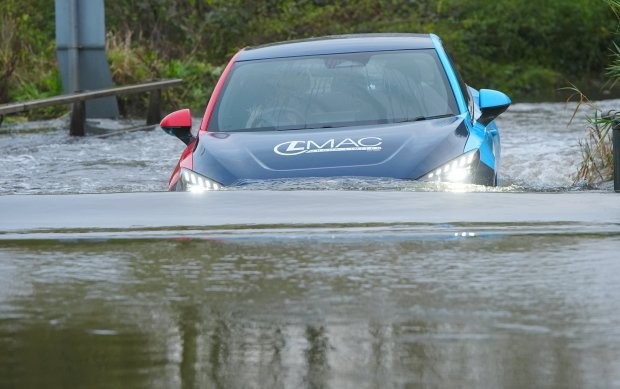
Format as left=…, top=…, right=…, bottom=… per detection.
left=193, top=117, right=469, bottom=185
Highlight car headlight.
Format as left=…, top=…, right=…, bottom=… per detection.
left=421, top=149, right=480, bottom=184
left=178, top=168, right=222, bottom=192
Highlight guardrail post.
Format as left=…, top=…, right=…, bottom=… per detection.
left=146, top=89, right=161, bottom=125
left=613, top=116, right=620, bottom=193
left=70, top=100, right=85, bottom=136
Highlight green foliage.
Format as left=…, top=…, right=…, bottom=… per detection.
left=608, top=42, right=620, bottom=86
left=101, top=0, right=617, bottom=103
left=105, top=29, right=223, bottom=114
left=573, top=0, right=619, bottom=186
left=0, top=0, right=61, bottom=118
left=160, top=60, right=223, bottom=112
left=0, top=13, right=21, bottom=104
left=435, top=0, right=614, bottom=98
left=10, top=67, right=65, bottom=119
left=0, top=0, right=618, bottom=116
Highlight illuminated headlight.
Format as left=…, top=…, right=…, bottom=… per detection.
left=421, top=150, right=480, bottom=183
left=179, top=168, right=222, bottom=192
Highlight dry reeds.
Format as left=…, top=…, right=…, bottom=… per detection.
left=575, top=111, right=615, bottom=185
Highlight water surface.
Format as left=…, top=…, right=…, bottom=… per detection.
left=1, top=231, right=619, bottom=388
left=1, top=99, right=618, bottom=194
left=0, top=101, right=619, bottom=388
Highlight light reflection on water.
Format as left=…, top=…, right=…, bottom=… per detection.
left=0, top=232, right=619, bottom=388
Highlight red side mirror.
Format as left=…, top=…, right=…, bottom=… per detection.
left=161, top=109, right=195, bottom=145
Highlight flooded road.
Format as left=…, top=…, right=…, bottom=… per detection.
left=0, top=99, right=618, bottom=194
left=1, top=229, right=619, bottom=388
left=0, top=101, right=619, bottom=388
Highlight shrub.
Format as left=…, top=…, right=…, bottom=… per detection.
left=574, top=0, right=620, bottom=186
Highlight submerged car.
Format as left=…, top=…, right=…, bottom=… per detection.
left=161, top=33, right=511, bottom=191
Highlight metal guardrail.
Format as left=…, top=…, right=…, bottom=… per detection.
left=0, top=78, right=183, bottom=136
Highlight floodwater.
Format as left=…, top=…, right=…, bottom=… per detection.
left=1, top=100, right=619, bottom=388
left=0, top=99, right=618, bottom=194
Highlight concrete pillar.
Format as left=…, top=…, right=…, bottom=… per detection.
left=55, top=0, right=118, bottom=119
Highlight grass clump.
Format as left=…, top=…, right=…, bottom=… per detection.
left=105, top=30, right=223, bottom=115
left=573, top=0, right=619, bottom=187
left=575, top=109, right=615, bottom=185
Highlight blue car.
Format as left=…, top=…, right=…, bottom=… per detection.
left=161, top=33, right=511, bottom=191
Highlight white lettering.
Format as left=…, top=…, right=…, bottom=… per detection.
left=357, top=137, right=382, bottom=147
left=274, top=140, right=307, bottom=155
left=274, top=137, right=383, bottom=156
left=335, top=138, right=359, bottom=148
left=306, top=139, right=335, bottom=150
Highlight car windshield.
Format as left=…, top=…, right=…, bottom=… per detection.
left=210, top=49, right=459, bottom=132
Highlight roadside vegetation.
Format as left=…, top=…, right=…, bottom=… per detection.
left=572, top=0, right=619, bottom=186
left=0, top=0, right=617, bottom=116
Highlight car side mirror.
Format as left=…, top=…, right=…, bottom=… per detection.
left=160, top=108, right=195, bottom=145
left=478, top=89, right=511, bottom=126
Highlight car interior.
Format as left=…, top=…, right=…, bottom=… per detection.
left=214, top=50, right=457, bottom=132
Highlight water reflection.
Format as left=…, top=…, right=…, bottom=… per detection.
left=0, top=233, right=619, bottom=388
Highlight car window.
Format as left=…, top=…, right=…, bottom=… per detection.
left=211, top=49, right=459, bottom=132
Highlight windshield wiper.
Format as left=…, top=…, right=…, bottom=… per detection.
left=392, top=116, right=426, bottom=123
left=392, top=114, right=453, bottom=124
left=275, top=124, right=337, bottom=131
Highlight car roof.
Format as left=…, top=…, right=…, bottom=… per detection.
left=236, top=33, right=436, bottom=61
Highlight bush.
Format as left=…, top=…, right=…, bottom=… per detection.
left=0, top=0, right=617, bottom=117
left=574, top=0, right=620, bottom=186
left=0, top=1, right=62, bottom=118
left=435, top=0, right=615, bottom=99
